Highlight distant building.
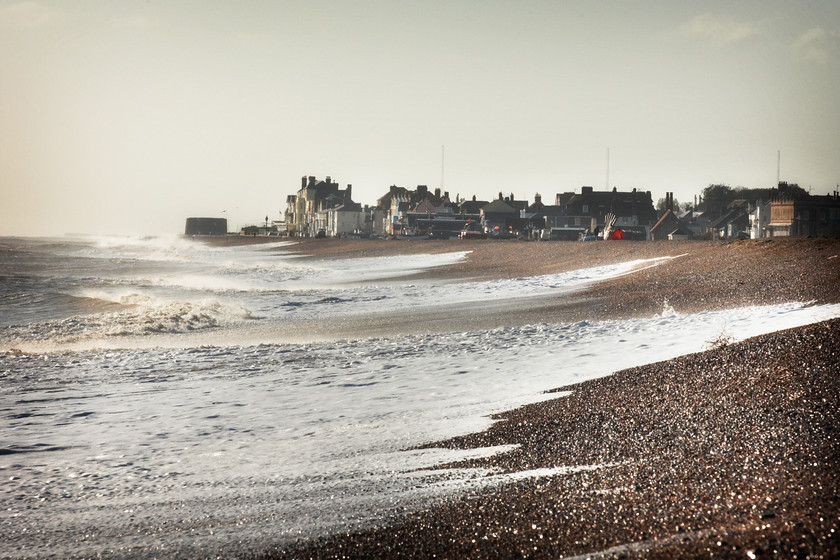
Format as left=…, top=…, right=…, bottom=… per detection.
left=321, top=201, right=365, bottom=237
left=376, top=185, right=454, bottom=235
left=522, top=194, right=566, bottom=238
left=650, top=209, right=682, bottom=241
left=285, top=176, right=357, bottom=236
left=480, top=197, right=518, bottom=232
left=708, top=200, right=750, bottom=239
left=458, top=196, right=489, bottom=216
left=185, top=217, right=227, bottom=236
left=555, top=186, right=658, bottom=239
left=765, top=193, right=840, bottom=238
left=749, top=200, right=771, bottom=239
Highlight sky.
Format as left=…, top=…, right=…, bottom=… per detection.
left=1, top=0, right=839, bottom=236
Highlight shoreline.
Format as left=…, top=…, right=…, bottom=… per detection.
left=227, top=238, right=840, bottom=338
left=4, top=237, right=840, bottom=558
left=238, top=238, right=840, bottom=559
left=267, top=318, right=840, bottom=559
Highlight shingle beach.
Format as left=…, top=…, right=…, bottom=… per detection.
left=247, top=237, right=840, bottom=559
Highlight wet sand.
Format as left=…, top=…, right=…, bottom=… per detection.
left=235, top=237, right=840, bottom=559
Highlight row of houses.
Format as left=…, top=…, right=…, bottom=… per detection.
left=281, top=175, right=840, bottom=240
left=283, top=176, right=662, bottom=239
left=651, top=193, right=840, bottom=241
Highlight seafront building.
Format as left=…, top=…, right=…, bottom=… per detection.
left=285, top=176, right=360, bottom=237
left=554, top=186, right=658, bottom=240
left=763, top=194, right=840, bottom=238
left=274, top=175, right=840, bottom=241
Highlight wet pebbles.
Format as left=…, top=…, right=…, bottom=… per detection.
left=269, top=319, right=840, bottom=559
left=262, top=238, right=840, bottom=559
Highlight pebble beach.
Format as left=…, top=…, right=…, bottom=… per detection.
left=4, top=236, right=838, bottom=559
left=248, top=237, right=840, bottom=559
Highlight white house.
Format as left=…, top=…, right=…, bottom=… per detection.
left=749, top=200, right=771, bottom=239
left=325, top=203, right=365, bottom=236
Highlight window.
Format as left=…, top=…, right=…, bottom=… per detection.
left=582, top=204, right=589, bottom=214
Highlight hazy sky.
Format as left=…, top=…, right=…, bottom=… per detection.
left=2, top=1, right=839, bottom=236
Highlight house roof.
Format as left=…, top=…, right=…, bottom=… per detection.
left=413, top=199, right=437, bottom=213
left=330, top=201, right=362, bottom=212
left=708, top=207, right=748, bottom=229
left=561, top=187, right=658, bottom=224
left=650, top=209, right=680, bottom=233
left=481, top=199, right=517, bottom=214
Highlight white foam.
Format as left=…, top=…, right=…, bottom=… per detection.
left=5, top=237, right=840, bottom=558
left=4, top=300, right=840, bottom=556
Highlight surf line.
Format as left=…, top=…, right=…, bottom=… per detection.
left=610, top=254, right=687, bottom=279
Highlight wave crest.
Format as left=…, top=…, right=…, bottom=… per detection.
left=1, top=297, right=254, bottom=345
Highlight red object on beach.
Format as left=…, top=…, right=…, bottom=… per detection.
left=607, top=229, right=625, bottom=240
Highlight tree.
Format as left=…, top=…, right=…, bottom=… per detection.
left=701, top=184, right=734, bottom=211
left=656, top=197, right=681, bottom=213
left=777, top=182, right=809, bottom=200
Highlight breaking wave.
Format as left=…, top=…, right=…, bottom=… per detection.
left=1, top=295, right=255, bottom=346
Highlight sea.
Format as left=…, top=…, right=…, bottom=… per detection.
left=2, top=235, right=839, bottom=559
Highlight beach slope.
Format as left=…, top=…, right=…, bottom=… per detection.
left=270, top=318, right=840, bottom=559
left=258, top=238, right=840, bottom=559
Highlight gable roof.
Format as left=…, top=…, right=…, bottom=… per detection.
left=481, top=199, right=517, bottom=214
left=562, top=187, right=658, bottom=224
left=413, top=199, right=437, bottom=213
left=650, top=209, right=680, bottom=233
left=459, top=200, right=489, bottom=214
left=709, top=207, right=748, bottom=229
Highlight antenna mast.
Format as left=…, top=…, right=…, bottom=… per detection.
left=777, top=149, right=780, bottom=187
left=606, top=148, right=610, bottom=190
left=441, top=145, right=445, bottom=191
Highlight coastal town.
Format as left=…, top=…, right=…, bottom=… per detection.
left=185, top=175, right=840, bottom=241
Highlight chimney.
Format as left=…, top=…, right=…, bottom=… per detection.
left=534, top=193, right=542, bottom=205
left=582, top=186, right=593, bottom=195
left=499, top=192, right=504, bottom=200
left=308, top=176, right=316, bottom=187
left=473, top=195, right=477, bottom=201
left=435, top=188, right=441, bottom=199
left=417, top=185, right=427, bottom=196
left=345, top=184, right=352, bottom=200
left=301, top=176, right=307, bottom=190
left=444, top=191, right=449, bottom=200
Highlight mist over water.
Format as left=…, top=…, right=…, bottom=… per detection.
left=2, top=236, right=839, bottom=558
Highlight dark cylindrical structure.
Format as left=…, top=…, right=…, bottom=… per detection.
left=185, top=217, right=227, bottom=235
